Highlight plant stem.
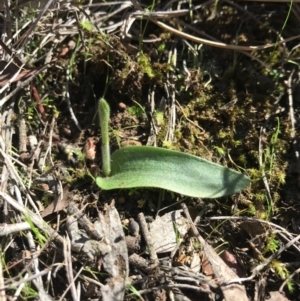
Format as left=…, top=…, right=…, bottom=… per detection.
left=99, top=98, right=111, bottom=176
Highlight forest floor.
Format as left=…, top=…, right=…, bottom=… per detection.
left=1, top=1, right=300, bottom=300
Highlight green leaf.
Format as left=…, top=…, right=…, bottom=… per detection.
left=96, top=146, right=250, bottom=198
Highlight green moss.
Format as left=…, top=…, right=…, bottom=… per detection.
left=153, top=111, right=165, bottom=126
left=137, top=52, right=154, bottom=78
left=270, top=259, right=290, bottom=279
left=237, top=154, right=247, bottom=165
left=264, top=234, right=279, bottom=254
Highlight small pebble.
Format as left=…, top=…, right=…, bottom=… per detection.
left=129, top=218, right=140, bottom=236
left=118, top=102, right=127, bottom=110
left=122, top=219, right=129, bottom=227
left=68, top=40, right=76, bottom=49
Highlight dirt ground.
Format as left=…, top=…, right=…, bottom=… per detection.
left=1, top=0, right=300, bottom=300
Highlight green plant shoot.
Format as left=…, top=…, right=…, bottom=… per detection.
left=99, top=98, right=111, bottom=176
left=96, top=98, right=250, bottom=197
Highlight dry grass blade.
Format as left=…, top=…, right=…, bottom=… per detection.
left=0, top=253, right=6, bottom=301
left=60, top=235, right=80, bottom=301
left=0, top=61, right=36, bottom=87
left=0, top=191, right=64, bottom=245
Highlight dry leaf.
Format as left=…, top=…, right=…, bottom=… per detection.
left=267, top=291, right=290, bottom=301
left=149, top=210, right=190, bottom=253
left=83, top=137, right=96, bottom=160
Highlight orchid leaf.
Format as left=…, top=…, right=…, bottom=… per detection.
left=96, top=146, right=250, bottom=198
